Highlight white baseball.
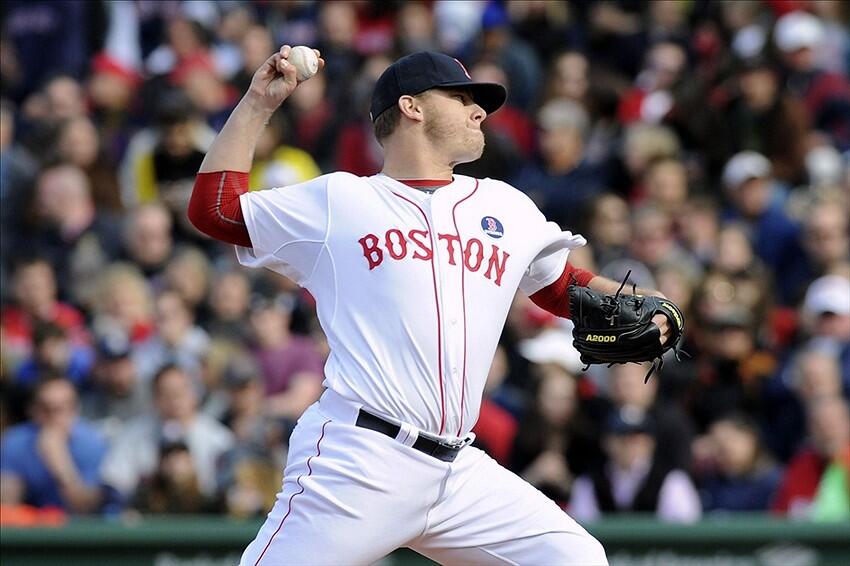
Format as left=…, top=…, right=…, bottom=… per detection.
left=289, top=46, right=319, bottom=82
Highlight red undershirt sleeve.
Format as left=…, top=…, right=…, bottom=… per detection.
left=187, top=171, right=253, bottom=248
left=529, top=262, right=595, bottom=319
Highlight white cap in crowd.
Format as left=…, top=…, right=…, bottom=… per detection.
left=537, top=99, right=590, bottom=136
left=774, top=11, right=824, bottom=53
left=722, top=151, right=772, bottom=189
left=803, top=275, right=850, bottom=317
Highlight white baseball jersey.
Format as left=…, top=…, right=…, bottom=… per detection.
left=236, top=172, right=585, bottom=438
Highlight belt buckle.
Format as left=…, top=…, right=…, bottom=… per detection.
left=440, top=435, right=473, bottom=450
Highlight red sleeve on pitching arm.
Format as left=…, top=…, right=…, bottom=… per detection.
left=529, top=262, right=596, bottom=319
left=187, top=171, right=252, bottom=247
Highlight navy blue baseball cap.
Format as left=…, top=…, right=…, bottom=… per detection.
left=370, top=51, right=507, bottom=122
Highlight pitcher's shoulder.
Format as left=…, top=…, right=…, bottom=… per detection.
left=467, top=176, right=538, bottom=206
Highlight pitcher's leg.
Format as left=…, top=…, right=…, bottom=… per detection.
left=240, top=407, right=439, bottom=566
left=415, top=530, right=607, bottom=566
left=410, top=447, right=607, bottom=566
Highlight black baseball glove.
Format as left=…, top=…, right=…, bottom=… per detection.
left=568, top=274, right=685, bottom=381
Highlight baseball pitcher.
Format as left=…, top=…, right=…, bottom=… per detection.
left=188, top=46, right=683, bottom=565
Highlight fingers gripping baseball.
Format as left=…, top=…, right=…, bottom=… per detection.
left=248, top=45, right=325, bottom=113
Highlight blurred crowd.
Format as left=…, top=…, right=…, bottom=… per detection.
left=1, top=0, right=849, bottom=523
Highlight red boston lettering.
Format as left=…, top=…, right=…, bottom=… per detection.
left=385, top=229, right=408, bottom=260
left=463, top=238, right=484, bottom=271
left=357, top=230, right=509, bottom=286
left=408, top=229, right=433, bottom=260
left=438, top=234, right=461, bottom=265
left=485, top=246, right=509, bottom=287
left=358, top=233, right=383, bottom=270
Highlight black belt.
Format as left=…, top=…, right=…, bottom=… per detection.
left=355, top=409, right=467, bottom=462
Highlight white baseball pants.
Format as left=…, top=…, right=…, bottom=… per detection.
left=239, top=390, right=608, bottom=566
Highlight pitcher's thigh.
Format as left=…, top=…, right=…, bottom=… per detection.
left=415, top=530, right=608, bottom=566
left=411, top=449, right=607, bottom=565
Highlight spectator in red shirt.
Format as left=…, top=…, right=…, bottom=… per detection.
left=1, top=258, right=89, bottom=369
left=772, top=395, right=850, bottom=517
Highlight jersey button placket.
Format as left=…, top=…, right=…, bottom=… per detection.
left=432, top=191, right=463, bottom=434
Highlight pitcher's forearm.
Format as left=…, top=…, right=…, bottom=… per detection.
left=199, top=93, right=276, bottom=173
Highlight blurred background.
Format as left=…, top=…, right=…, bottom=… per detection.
left=0, top=0, right=848, bottom=564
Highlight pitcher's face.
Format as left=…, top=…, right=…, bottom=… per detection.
left=420, top=89, right=486, bottom=165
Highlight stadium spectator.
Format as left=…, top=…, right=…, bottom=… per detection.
left=14, top=322, right=94, bottom=389
left=26, top=163, right=123, bottom=301
left=132, top=290, right=210, bottom=388
left=469, top=1, right=541, bottom=112
left=570, top=407, right=702, bottom=522
left=511, top=363, right=601, bottom=508
left=772, top=396, right=850, bottom=520
left=605, top=363, right=694, bottom=471
left=133, top=437, right=219, bottom=514
left=333, top=53, right=389, bottom=177
left=774, top=11, right=850, bottom=151
left=615, top=123, right=680, bottom=198
left=163, top=247, right=212, bottom=315
left=799, top=274, right=850, bottom=384
left=122, top=204, right=174, bottom=283
left=763, top=346, right=846, bottom=463
left=629, top=204, right=701, bottom=277
left=54, top=116, right=123, bottom=212
left=100, top=365, right=234, bottom=502
left=584, top=193, right=631, bottom=271
left=248, top=112, right=321, bottom=190
left=0, top=377, right=107, bottom=513
left=205, top=270, right=252, bottom=342
left=247, top=296, right=323, bottom=425
left=697, top=413, right=782, bottom=512
left=216, top=356, right=285, bottom=519
left=801, top=198, right=850, bottom=281
left=707, top=57, right=808, bottom=186
left=721, top=151, right=809, bottom=304
left=511, top=99, right=607, bottom=229
left=285, top=70, right=339, bottom=171
left=86, top=53, right=142, bottom=164
left=1, top=258, right=89, bottom=369
left=640, top=156, right=690, bottom=218
left=687, top=272, right=776, bottom=431
left=0, top=99, right=38, bottom=296
left=81, top=332, right=151, bottom=434
left=91, top=263, right=155, bottom=345
left=120, top=90, right=214, bottom=218
left=679, top=196, right=721, bottom=267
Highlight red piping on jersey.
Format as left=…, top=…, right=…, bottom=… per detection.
left=390, top=191, right=446, bottom=435
left=254, top=419, right=330, bottom=566
left=452, top=179, right=479, bottom=436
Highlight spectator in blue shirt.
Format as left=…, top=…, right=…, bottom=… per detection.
left=14, top=321, right=94, bottom=389
left=0, top=377, right=107, bottom=513
left=720, top=151, right=808, bottom=304
left=511, top=99, right=608, bottom=230
left=698, top=413, right=782, bottom=513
